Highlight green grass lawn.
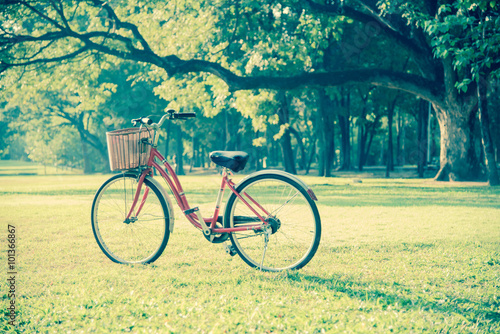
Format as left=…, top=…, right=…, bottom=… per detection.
left=1, top=167, right=499, bottom=332
left=0, top=160, right=82, bottom=176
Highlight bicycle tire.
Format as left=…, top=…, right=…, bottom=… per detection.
left=224, top=173, right=321, bottom=271
left=91, top=173, right=170, bottom=264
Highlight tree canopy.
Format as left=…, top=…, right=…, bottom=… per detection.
left=1, top=0, right=499, bottom=181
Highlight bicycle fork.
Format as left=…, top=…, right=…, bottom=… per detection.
left=124, top=173, right=148, bottom=224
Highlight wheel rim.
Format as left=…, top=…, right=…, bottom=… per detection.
left=229, top=178, right=318, bottom=271
left=93, top=176, right=167, bottom=264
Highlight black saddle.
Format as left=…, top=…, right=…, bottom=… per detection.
left=209, top=151, right=249, bottom=172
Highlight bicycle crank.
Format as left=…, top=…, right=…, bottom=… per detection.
left=203, top=216, right=229, bottom=244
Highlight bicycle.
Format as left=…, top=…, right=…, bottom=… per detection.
left=91, top=109, right=321, bottom=272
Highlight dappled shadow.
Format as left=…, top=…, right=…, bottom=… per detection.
left=279, top=271, right=500, bottom=329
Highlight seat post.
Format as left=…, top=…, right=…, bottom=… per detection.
left=211, top=168, right=228, bottom=226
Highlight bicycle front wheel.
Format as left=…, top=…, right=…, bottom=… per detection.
left=91, top=173, right=170, bottom=264
left=224, top=174, right=321, bottom=271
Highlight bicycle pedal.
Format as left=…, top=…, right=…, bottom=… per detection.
left=224, top=244, right=237, bottom=257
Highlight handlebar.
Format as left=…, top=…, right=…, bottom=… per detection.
left=131, top=109, right=196, bottom=128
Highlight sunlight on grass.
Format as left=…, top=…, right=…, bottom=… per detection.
left=0, top=160, right=82, bottom=176
left=1, top=174, right=499, bottom=333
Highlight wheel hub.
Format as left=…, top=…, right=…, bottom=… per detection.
left=266, top=216, right=281, bottom=234
left=124, top=217, right=137, bottom=224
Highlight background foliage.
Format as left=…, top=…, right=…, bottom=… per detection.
left=0, top=0, right=499, bottom=180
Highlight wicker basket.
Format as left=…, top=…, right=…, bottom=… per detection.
left=106, top=128, right=152, bottom=171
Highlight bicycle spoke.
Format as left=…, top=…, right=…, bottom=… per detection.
left=268, top=191, right=299, bottom=217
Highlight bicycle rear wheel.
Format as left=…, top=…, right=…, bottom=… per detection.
left=91, top=173, right=170, bottom=264
left=224, top=174, right=321, bottom=271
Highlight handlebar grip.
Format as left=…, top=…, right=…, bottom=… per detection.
left=174, top=112, right=196, bottom=119
left=132, top=112, right=195, bottom=127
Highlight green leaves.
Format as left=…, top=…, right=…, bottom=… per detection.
left=424, top=0, right=500, bottom=92
left=455, top=79, right=472, bottom=93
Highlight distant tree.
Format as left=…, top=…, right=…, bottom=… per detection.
left=1, top=55, right=169, bottom=171
left=1, top=61, right=115, bottom=172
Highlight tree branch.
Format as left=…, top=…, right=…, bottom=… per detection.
left=20, top=1, right=66, bottom=30
left=3, top=31, right=69, bottom=44
left=355, top=0, right=399, bottom=33
left=1, top=0, right=445, bottom=109
left=81, top=37, right=164, bottom=67
left=94, top=0, right=154, bottom=53
left=13, top=40, right=57, bottom=61
left=304, top=0, right=437, bottom=77
left=162, top=56, right=443, bottom=104
left=50, top=0, right=71, bottom=30
left=54, top=107, right=105, bottom=151
left=1, top=45, right=90, bottom=68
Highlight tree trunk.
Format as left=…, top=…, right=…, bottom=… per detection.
left=338, top=114, right=351, bottom=170
left=81, top=140, right=92, bottom=174
left=358, top=124, right=365, bottom=171
left=175, top=124, right=185, bottom=175
left=306, top=139, right=316, bottom=174
left=289, top=127, right=307, bottom=171
left=364, top=121, right=377, bottom=167
left=396, top=112, right=406, bottom=166
left=254, top=131, right=262, bottom=170
left=201, top=147, right=206, bottom=168
left=338, top=87, right=351, bottom=171
left=358, top=112, right=379, bottom=171
left=224, top=108, right=235, bottom=151
left=417, top=99, right=429, bottom=178
left=433, top=104, right=481, bottom=181
left=396, top=110, right=402, bottom=166
left=69, top=113, right=109, bottom=171
left=386, top=101, right=395, bottom=178
left=318, top=89, right=336, bottom=177
left=164, top=121, right=171, bottom=159
left=277, top=91, right=297, bottom=174
left=325, top=121, right=335, bottom=176
left=189, top=134, right=195, bottom=173
left=280, top=129, right=296, bottom=174
left=317, top=111, right=326, bottom=177
left=477, top=77, right=500, bottom=185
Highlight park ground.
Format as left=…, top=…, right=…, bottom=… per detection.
left=1, top=160, right=499, bottom=333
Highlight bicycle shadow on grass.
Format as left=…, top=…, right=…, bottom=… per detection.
left=277, top=271, right=500, bottom=328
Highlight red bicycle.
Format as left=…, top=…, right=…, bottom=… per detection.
left=91, top=110, right=321, bottom=271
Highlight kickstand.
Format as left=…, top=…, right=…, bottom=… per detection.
left=259, top=229, right=270, bottom=271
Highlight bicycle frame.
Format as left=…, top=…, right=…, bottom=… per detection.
left=125, top=145, right=268, bottom=235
